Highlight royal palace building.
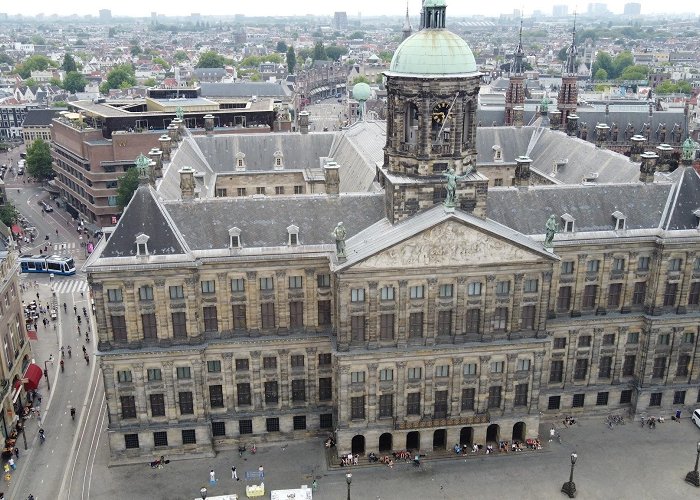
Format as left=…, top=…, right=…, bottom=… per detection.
left=87, top=1, right=700, bottom=463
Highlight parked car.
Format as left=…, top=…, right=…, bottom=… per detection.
left=17, top=167, right=24, bottom=175
left=693, top=409, right=700, bottom=429
left=40, top=201, right=53, bottom=212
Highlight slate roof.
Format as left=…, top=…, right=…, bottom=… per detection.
left=661, top=167, right=700, bottom=231
left=486, top=183, right=674, bottom=235
left=164, top=193, right=385, bottom=250
left=328, top=121, right=384, bottom=193
left=22, top=108, right=60, bottom=126
left=200, top=82, right=291, bottom=99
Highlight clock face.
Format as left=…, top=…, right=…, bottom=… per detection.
left=432, top=101, right=450, bottom=125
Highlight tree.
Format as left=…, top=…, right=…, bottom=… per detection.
left=0, top=52, right=14, bottom=65
left=195, top=50, right=226, bottom=68
left=143, top=77, right=157, bottom=87
left=24, top=78, right=37, bottom=88
left=15, top=54, right=55, bottom=79
left=325, top=45, right=348, bottom=62
left=619, top=65, right=648, bottom=81
left=349, top=31, right=365, bottom=39
left=594, top=68, right=608, bottom=81
left=25, top=138, right=54, bottom=181
left=61, top=53, right=77, bottom=72
left=352, top=75, right=370, bottom=85
left=613, top=51, right=634, bottom=78
left=116, top=167, right=140, bottom=210
left=286, top=46, right=297, bottom=74
left=592, top=51, right=614, bottom=79
left=276, top=41, right=288, bottom=53
left=152, top=56, right=171, bottom=70
left=100, top=64, right=136, bottom=94
left=312, top=42, right=326, bottom=61
left=378, top=50, right=393, bottom=62
left=174, top=50, right=189, bottom=63
left=130, top=45, right=142, bottom=56
left=0, top=203, right=18, bottom=228
left=63, top=71, right=87, bottom=93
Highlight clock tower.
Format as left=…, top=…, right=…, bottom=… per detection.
left=379, top=0, right=487, bottom=224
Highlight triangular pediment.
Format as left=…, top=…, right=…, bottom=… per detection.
left=346, top=214, right=556, bottom=271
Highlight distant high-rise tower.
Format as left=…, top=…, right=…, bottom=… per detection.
left=505, top=19, right=526, bottom=126
left=99, top=9, right=112, bottom=22
left=402, top=4, right=413, bottom=41
left=552, top=5, right=568, bottom=17
left=558, top=15, right=579, bottom=127
left=334, top=11, right=348, bottom=30
left=623, top=2, right=641, bottom=15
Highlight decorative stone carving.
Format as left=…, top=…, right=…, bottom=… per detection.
left=275, top=270, right=286, bottom=277
left=577, top=254, right=588, bottom=263
left=305, top=347, right=317, bottom=355
left=486, top=275, right=496, bottom=282
left=368, top=281, right=378, bottom=290
left=367, top=363, right=379, bottom=371
left=250, top=351, right=260, bottom=358
left=451, top=357, right=463, bottom=366
left=246, top=271, right=257, bottom=280
left=514, top=273, right=524, bottom=283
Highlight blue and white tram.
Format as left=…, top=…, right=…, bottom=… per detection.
left=19, top=254, right=76, bottom=276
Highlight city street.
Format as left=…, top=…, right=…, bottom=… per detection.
left=305, top=98, right=348, bottom=132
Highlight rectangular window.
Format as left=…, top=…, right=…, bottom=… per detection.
left=320, top=413, right=333, bottom=429
left=461, top=388, right=476, bottom=411
left=209, top=385, right=224, bottom=408
left=612, top=257, right=625, bottom=271
left=178, top=392, right=194, bottom=414
left=516, top=359, right=531, bottom=371
left=201, top=280, right=216, bottom=294
left=688, top=282, right=700, bottom=306
left=142, top=313, right=157, bottom=339
left=578, top=335, right=591, bottom=347
left=467, top=282, right=482, bottom=296
left=492, top=307, right=508, bottom=331
left=121, top=396, right=137, bottom=419
left=572, top=393, right=585, bottom=408
left=554, top=337, right=566, bottom=349
left=379, top=368, right=394, bottom=381
left=176, top=366, right=191, bottom=379
left=658, top=333, right=670, bottom=345
left=406, top=392, right=421, bottom=415
left=557, top=286, right=572, bottom=311
left=237, top=188, right=247, bottom=197
left=524, top=278, right=538, bottom=293
left=668, top=258, right=682, bottom=271
left=550, top=361, right=563, bottom=383
left=318, top=353, right=332, bottom=366
left=147, top=368, right=162, bottom=382
left=561, top=261, right=574, bottom=275
left=317, top=300, right=331, bottom=326
left=637, top=256, right=650, bottom=271
left=203, top=306, right=218, bottom=332
left=182, top=429, right=196, bottom=444
left=437, top=310, right=452, bottom=336
left=261, top=303, right=276, bottom=329
left=409, top=285, right=425, bottom=299
left=495, top=280, right=510, bottom=294
left=139, top=285, right=154, bottom=301
left=318, top=377, right=332, bottom=401
left=582, top=285, right=597, bottom=309
left=239, top=419, right=253, bottom=434
left=488, top=386, right=502, bottom=408
left=124, top=434, right=139, bottom=449
left=622, top=355, right=636, bottom=376
left=598, top=356, right=612, bottom=378
left=439, top=284, right=453, bottom=298
left=235, top=359, right=249, bottom=372
left=596, top=392, right=609, bottom=406
left=207, top=360, right=221, bottom=373
left=351, top=288, right=365, bottom=302
left=632, top=282, right=646, bottom=305
left=293, top=415, right=307, bottom=430
left=624, top=333, right=638, bottom=346
left=652, top=357, right=666, bottom=378
left=548, top=396, right=561, bottom=410
left=264, top=381, right=279, bottom=404
left=259, top=277, right=274, bottom=290
left=117, top=370, right=132, bottom=383
left=231, top=278, right=245, bottom=293
left=291, top=379, right=306, bottom=402
left=434, top=390, right=448, bottom=418
left=149, top=394, right=165, bottom=417
left=350, top=315, right=366, bottom=342
left=379, top=314, right=395, bottom=340
left=107, top=288, right=123, bottom=302
left=275, top=186, right=285, bottom=195
left=169, top=285, right=184, bottom=299
left=256, top=187, right=266, bottom=195
left=289, top=301, right=304, bottom=328
left=490, top=361, right=504, bottom=373
left=294, top=185, right=304, bottom=194
left=351, top=371, right=365, bottom=383
left=111, top=315, right=127, bottom=341
left=673, top=390, right=686, bottom=405
left=171, top=312, right=187, bottom=338
left=649, top=392, right=662, bottom=407
left=435, top=365, right=449, bottom=377
left=663, top=283, right=678, bottom=307
left=288, top=275, right=303, bottom=289
left=232, top=305, right=247, bottom=330
left=619, top=390, right=632, bottom=404
left=212, top=421, right=226, bottom=437
left=587, top=260, right=600, bottom=273
left=683, top=332, right=695, bottom=344
left=407, top=367, right=422, bottom=380
left=154, top=431, right=168, bottom=447
left=514, top=383, right=528, bottom=406
left=290, top=355, right=305, bottom=368
left=405, top=312, right=422, bottom=338
left=317, top=274, right=331, bottom=288
left=463, top=363, right=477, bottom=376
left=574, top=359, right=588, bottom=380
left=351, top=396, right=365, bottom=420
left=237, top=383, right=251, bottom=406
left=263, top=357, right=277, bottom=369
left=379, top=394, right=394, bottom=418
left=380, top=286, right=395, bottom=301
left=465, top=309, right=480, bottom=334
left=608, top=283, right=622, bottom=308
left=521, top=305, right=535, bottom=330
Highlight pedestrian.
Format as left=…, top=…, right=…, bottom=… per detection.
left=84, top=353, right=89, bottom=365
left=209, top=469, right=217, bottom=485
left=8, top=458, right=14, bottom=470
left=14, top=447, right=19, bottom=460
left=549, top=427, right=555, bottom=443
left=231, top=466, right=239, bottom=481
left=258, top=465, right=264, bottom=479
left=675, top=409, right=682, bottom=421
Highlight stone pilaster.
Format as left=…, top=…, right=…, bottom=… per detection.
left=611, top=326, right=628, bottom=384
left=570, top=254, right=588, bottom=316
left=397, top=280, right=408, bottom=348
left=367, top=282, right=379, bottom=347
left=454, top=276, right=467, bottom=336
left=477, top=356, right=490, bottom=412
left=279, top=349, right=290, bottom=408
left=338, top=366, right=351, bottom=425
left=217, top=273, right=230, bottom=331
left=131, top=362, right=146, bottom=423
left=276, top=271, right=288, bottom=330
left=162, top=361, right=177, bottom=421
left=222, top=353, right=234, bottom=409
left=306, top=347, right=317, bottom=403
left=367, top=363, right=378, bottom=422
left=123, top=280, right=138, bottom=341
left=450, top=357, right=463, bottom=415
left=395, top=361, right=407, bottom=419
left=423, top=360, right=435, bottom=417
left=511, top=273, right=524, bottom=333
left=184, top=276, right=199, bottom=336
left=483, top=275, right=496, bottom=339
left=304, top=269, right=316, bottom=328
left=540, top=270, right=553, bottom=326
left=246, top=272, right=259, bottom=333
left=250, top=351, right=263, bottom=410
left=529, top=352, right=545, bottom=414
left=425, top=277, right=438, bottom=345
left=597, top=253, right=613, bottom=315
left=676, top=252, right=696, bottom=314
left=504, top=353, right=518, bottom=413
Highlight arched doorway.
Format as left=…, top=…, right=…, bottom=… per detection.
left=351, top=435, right=365, bottom=455
left=460, top=427, right=473, bottom=447
left=432, top=429, right=447, bottom=450
left=379, top=433, right=393, bottom=453
left=486, top=424, right=500, bottom=444
left=406, top=431, right=420, bottom=451
left=512, top=422, right=526, bottom=442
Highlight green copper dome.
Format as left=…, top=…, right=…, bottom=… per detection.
left=388, top=29, right=477, bottom=76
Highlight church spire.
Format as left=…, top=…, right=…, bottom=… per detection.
left=402, top=3, right=413, bottom=40
left=511, top=16, right=525, bottom=75
left=564, top=12, right=577, bottom=75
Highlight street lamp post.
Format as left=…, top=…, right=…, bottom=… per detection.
left=43, top=360, right=50, bottom=391
left=346, top=472, right=352, bottom=500
left=685, top=441, right=700, bottom=487
left=561, top=452, right=578, bottom=498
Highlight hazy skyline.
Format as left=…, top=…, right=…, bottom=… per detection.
left=2, top=0, right=698, bottom=19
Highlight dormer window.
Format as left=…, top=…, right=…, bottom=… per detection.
left=235, top=151, right=246, bottom=171
left=135, top=233, right=150, bottom=256
left=492, top=145, right=503, bottom=162
left=228, top=227, right=241, bottom=249
left=273, top=150, right=284, bottom=170
left=612, top=211, right=626, bottom=231
left=561, top=213, right=575, bottom=233
left=287, top=225, right=299, bottom=246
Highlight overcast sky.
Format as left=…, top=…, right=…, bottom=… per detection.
left=3, top=1, right=697, bottom=18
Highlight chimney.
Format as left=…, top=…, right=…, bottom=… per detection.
left=148, top=148, right=163, bottom=178
left=549, top=110, right=561, bottom=131
left=595, top=123, right=610, bottom=148
left=159, top=135, right=172, bottom=161
left=167, top=123, right=180, bottom=143
left=655, top=143, right=673, bottom=172
left=611, top=123, right=619, bottom=142
left=566, top=114, right=579, bottom=136
left=179, top=166, right=196, bottom=199
left=630, top=134, right=646, bottom=162
left=324, top=161, right=340, bottom=196
left=514, top=155, right=532, bottom=188
left=580, top=122, right=588, bottom=141
left=639, top=151, right=658, bottom=183
left=172, top=117, right=185, bottom=136
left=203, top=114, right=215, bottom=135
left=513, top=105, right=524, bottom=128
left=299, top=111, right=309, bottom=135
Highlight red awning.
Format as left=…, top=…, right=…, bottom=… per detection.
left=11, top=224, right=22, bottom=235
left=15, top=363, right=42, bottom=392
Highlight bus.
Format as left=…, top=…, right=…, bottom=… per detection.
left=19, top=254, right=76, bottom=276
